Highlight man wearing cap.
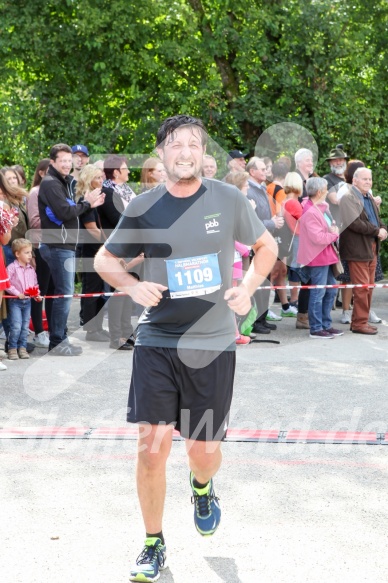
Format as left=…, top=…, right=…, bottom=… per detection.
left=324, top=145, right=348, bottom=224
left=70, top=144, right=91, bottom=327
left=70, top=144, right=90, bottom=195
left=227, top=150, right=247, bottom=173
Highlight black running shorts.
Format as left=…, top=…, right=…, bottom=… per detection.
left=127, top=347, right=236, bottom=441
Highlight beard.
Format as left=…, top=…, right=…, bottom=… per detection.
left=165, top=163, right=202, bottom=184
left=330, top=162, right=346, bottom=176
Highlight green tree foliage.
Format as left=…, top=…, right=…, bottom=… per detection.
left=1, top=0, right=388, bottom=266
left=1, top=0, right=388, bottom=163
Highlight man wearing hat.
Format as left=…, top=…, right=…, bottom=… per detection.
left=324, top=144, right=348, bottom=224
left=70, top=144, right=90, bottom=328
left=227, top=150, right=247, bottom=173
left=70, top=144, right=90, bottom=195
left=324, top=144, right=348, bottom=190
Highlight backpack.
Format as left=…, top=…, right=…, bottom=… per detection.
left=272, top=184, right=283, bottom=202
left=274, top=221, right=295, bottom=258
left=269, top=185, right=294, bottom=258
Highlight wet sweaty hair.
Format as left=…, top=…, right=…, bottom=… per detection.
left=156, top=115, right=208, bottom=148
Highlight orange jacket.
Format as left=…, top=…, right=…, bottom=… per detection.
left=267, top=183, right=286, bottom=216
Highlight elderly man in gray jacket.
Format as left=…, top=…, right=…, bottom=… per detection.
left=246, top=157, right=288, bottom=334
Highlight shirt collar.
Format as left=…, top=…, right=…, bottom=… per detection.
left=352, top=185, right=369, bottom=199
left=248, top=178, right=266, bottom=191
left=15, top=261, right=32, bottom=269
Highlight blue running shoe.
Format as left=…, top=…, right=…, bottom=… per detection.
left=190, top=472, right=221, bottom=536
left=129, top=537, right=167, bottom=582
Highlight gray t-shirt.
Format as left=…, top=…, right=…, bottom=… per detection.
left=105, top=178, right=265, bottom=351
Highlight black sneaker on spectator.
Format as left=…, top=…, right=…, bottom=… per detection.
left=48, top=344, right=83, bottom=356
left=324, top=327, right=344, bottom=336
left=252, top=323, right=271, bottom=334
left=109, top=339, right=133, bottom=350
left=263, top=321, right=277, bottom=331
left=309, top=330, right=334, bottom=339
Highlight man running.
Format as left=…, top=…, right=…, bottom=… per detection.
left=95, top=115, right=277, bottom=582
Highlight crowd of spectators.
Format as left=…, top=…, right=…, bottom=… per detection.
left=0, top=140, right=386, bottom=369
left=225, top=145, right=387, bottom=340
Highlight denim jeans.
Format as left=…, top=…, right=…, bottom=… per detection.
left=40, top=245, right=75, bottom=347
left=1, top=245, right=15, bottom=340
left=8, top=298, right=31, bottom=349
left=308, top=265, right=337, bottom=333
left=2, top=244, right=14, bottom=267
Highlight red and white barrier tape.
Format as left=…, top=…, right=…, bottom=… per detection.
left=2, top=282, right=388, bottom=299
left=2, top=291, right=126, bottom=299
left=259, top=283, right=388, bottom=291
left=0, top=426, right=386, bottom=444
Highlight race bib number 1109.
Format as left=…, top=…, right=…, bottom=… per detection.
left=166, top=253, right=221, bottom=299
